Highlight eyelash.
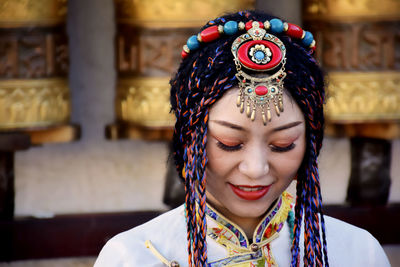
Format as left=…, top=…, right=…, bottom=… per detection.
left=217, top=141, right=243, bottom=152
left=270, top=143, right=296, bottom=152
left=216, top=141, right=296, bottom=153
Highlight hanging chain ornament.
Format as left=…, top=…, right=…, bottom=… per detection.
left=231, top=21, right=287, bottom=125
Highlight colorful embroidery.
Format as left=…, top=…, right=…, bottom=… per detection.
left=207, top=250, right=263, bottom=267
left=206, top=205, right=248, bottom=247
left=206, top=192, right=293, bottom=267
left=254, top=198, right=282, bottom=243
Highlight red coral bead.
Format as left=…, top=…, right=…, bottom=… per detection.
left=245, top=20, right=264, bottom=31
left=181, top=50, right=188, bottom=59
left=200, top=25, right=220, bottom=42
left=286, top=23, right=303, bottom=39
left=255, top=85, right=268, bottom=96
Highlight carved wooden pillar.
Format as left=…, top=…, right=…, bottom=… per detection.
left=0, top=0, right=70, bottom=130
left=109, top=0, right=254, bottom=208
left=108, top=0, right=254, bottom=141
left=0, top=0, right=78, bottom=218
left=303, top=0, right=400, bottom=205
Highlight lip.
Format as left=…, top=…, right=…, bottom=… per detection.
left=229, top=183, right=271, bottom=201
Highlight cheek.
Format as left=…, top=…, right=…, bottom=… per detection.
left=274, top=140, right=306, bottom=179
left=282, top=153, right=303, bottom=178
left=205, top=147, right=224, bottom=199
left=206, top=142, right=239, bottom=189
left=206, top=143, right=229, bottom=176
left=287, top=141, right=306, bottom=177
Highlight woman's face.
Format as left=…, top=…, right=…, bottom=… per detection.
left=206, top=88, right=306, bottom=220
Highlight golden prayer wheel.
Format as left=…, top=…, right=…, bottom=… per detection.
left=0, top=0, right=70, bottom=130
left=303, top=0, right=400, bottom=139
left=109, top=0, right=254, bottom=140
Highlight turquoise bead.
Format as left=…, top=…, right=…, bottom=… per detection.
left=224, top=21, right=238, bottom=35
left=302, top=31, right=314, bottom=47
left=255, top=51, right=265, bottom=60
left=187, top=35, right=200, bottom=50
left=270, top=18, right=284, bottom=33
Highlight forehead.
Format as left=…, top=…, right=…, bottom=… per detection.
left=208, top=88, right=305, bottom=130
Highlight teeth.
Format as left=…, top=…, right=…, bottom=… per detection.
left=237, top=186, right=265, bottom=192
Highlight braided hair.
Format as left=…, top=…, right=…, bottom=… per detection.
left=170, top=10, right=328, bottom=267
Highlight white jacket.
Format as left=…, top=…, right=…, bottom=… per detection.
left=95, top=193, right=390, bottom=267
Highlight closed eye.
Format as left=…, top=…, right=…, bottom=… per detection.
left=270, top=143, right=296, bottom=152
left=216, top=141, right=243, bottom=152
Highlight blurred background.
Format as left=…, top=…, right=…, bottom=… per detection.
left=0, top=0, right=399, bottom=266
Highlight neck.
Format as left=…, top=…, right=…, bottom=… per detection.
left=227, top=213, right=262, bottom=239
left=205, top=194, right=276, bottom=240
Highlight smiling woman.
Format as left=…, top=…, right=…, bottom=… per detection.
left=206, top=91, right=306, bottom=237
left=95, top=10, right=390, bottom=267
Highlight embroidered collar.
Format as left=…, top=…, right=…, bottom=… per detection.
left=205, top=191, right=293, bottom=249
left=205, top=192, right=293, bottom=267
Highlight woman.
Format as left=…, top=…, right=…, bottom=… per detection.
left=95, top=10, right=389, bottom=267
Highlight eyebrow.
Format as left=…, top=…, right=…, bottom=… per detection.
left=211, top=120, right=303, bottom=132
left=272, top=121, right=303, bottom=132
left=211, top=120, right=246, bottom=131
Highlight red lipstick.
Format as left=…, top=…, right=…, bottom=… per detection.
left=229, top=184, right=270, bottom=200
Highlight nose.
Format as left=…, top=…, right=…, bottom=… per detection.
left=238, top=147, right=269, bottom=179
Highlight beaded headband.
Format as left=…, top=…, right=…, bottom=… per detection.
left=182, top=18, right=316, bottom=125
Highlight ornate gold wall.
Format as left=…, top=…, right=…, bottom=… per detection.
left=304, top=0, right=400, bottom=138
left=115, top=0, right=254, bottom=28
left=304, top=0, right=399, bottom=205
left=0, top=0, right=70, bottom=130
left=110, top=0, right=254, bottom=139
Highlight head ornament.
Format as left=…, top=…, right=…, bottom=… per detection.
left=232, top=21, right=286, bottom=125
left=182, top=18, right=316, bottom=125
